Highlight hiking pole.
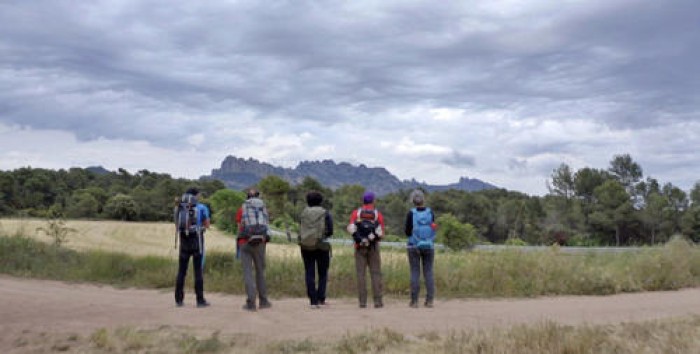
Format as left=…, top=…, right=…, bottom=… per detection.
left=285, top=221, right=292, bottom=242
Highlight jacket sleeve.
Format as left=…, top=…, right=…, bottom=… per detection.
left=324, top=211, right=334, bottom=238
left=404, top=210, right=413, bottom=237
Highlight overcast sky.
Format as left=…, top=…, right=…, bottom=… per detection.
left=1, top=0, right=699, bottom=195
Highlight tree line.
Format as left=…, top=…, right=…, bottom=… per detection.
left=2, top=153, right=699, bottom=246
left=0, top=167, right=225, bottom=221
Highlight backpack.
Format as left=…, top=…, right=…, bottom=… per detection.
left=411, top=207, right=435, bottom=250
left=239, top=198, right=269, bottom=245
left=175, top=193, right=199, bottom=237
left=354, top=207, right=379, bottom=246
left=299, top=206, right=328, bottom=250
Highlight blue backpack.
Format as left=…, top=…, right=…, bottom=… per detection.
left=411, top=207, right=434, bottom=249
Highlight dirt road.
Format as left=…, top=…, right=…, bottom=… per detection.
left=2, top=275, right=700, bottom=350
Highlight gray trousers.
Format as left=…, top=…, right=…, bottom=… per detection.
left=240, top=242, right=269, bottom=305
left=408, top=247, right=435, bottom=302
left=355, top=244, right=383, bottom=306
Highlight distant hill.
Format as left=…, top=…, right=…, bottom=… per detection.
left=206, top=156, right=498, bottom=195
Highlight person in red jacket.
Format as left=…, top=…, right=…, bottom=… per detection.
left=347, top=191, right=385, bottom=308
left=235, top=188, right=272, bottom=311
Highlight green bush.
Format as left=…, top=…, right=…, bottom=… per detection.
left=436, top=214, right=478, bottom=251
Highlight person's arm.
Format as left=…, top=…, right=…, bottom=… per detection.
left=405, top=210, right=413, bottom=237
left=235, top=207, right=243, bottom=228
left=376, top=211, right=386, bottom=237
left=202, top=205, right=211, bottom=229
left=324, top=211, right=333, bottom=238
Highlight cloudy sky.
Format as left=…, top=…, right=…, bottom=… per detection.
left=1, top=0, right=699, bottom=195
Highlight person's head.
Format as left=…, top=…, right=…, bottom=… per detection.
left=410, top=189, right=425, bottom=206
left=306, top=191, right=323, bottom=207
left=186, top=187, right=200, bottom=197
left=246, top=188, right=260, bottom=199
left=363, top=191, right=375, bottom=204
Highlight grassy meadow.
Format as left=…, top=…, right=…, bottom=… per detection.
left=3, top=217, right=700, bottom=353
left=1, top=217, right=700, bottom=299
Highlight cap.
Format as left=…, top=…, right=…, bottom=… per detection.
left=363, top=191, right=375, bottom=204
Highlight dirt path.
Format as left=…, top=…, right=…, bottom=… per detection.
left=2, top=276, right=700, bottom=350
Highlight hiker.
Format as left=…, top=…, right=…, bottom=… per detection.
left=236, top=188, right=272, bottom=311
left=404, top=189, right=437, bottom=308
left=174, top=187, right=211, bottom=308
left=347, top=191, right=385, bottom=308
left=298, top=191, right=333, bottom=309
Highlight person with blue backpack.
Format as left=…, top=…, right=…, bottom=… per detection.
left=404, top=189, right=436, bottom=308
left=174, top=187, right=211, bottom=308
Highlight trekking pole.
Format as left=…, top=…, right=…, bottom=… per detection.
left=285, top=221, right=292, bottom=242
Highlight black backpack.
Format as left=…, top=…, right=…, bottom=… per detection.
left=175, top=193, right=198, bottom=237
left=354, top=208, right=378, bottom=245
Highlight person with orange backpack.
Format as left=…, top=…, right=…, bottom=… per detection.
left=347, top=191, right=385, bottom=308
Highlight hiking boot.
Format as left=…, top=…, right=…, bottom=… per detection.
left=176, top=301, right=184, bottom=308
left=359, top=303, right=367, bottom=308
left=319, top=300, right=329, bottom=306
left=259, top=300, right=272, bottom=309
left=374, top=303, right=384, bottom=309
left=409, top=300, right=418, bottom=308
left=242, top=303, right=257, bottom=312
left=196, top=301, right=210, bottom=308
left=424, top=301, right=433, bottom=308
left=310, top=304, right=321, bottom=309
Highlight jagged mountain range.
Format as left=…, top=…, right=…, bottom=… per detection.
left=206, top=156, right=498, bottom=195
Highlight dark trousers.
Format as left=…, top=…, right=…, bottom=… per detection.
left=175, top=236, right=205, bottom=304
left=301, top=248, right=330, bottom=305
left=355, top=244, right=383, bottom=306
left=408, top=247, right=434, bottom=303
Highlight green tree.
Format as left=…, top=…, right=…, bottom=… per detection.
left=65, top=192, right=99, bottom=218
left=590, top=180, right=633, bottom=245
left=436, top=213, right=478, bottom=250
left=258, top=175, right=290, bottom=220
left=209, top=189, right=246, bottom=234
left=104, top=194, right=138, bottom=221
left=574, top=167, right=610, bottom=228
left=641, top=192, right=667, bottom=244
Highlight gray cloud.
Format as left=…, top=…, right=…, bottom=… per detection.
left=442, top=151, right=476, bottom=168
left=1, top=0, right=699, bottom=194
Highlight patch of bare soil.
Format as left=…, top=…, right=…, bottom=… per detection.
left=2, top=276, right=700, bottom=352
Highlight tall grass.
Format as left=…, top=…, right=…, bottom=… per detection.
left=15, top=316, right=700, bottom=353
left=1, top=233, right=699, bottom=298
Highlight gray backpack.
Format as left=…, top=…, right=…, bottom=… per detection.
left=240, top=198, right=269, bottom=245
left=299, top=206, right=329, bottom=251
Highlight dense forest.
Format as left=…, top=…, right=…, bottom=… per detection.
left=2, top=153, right=699, bottom=246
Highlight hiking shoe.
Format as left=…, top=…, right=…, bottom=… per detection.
left=424, top=301, right=433, bottom=308
left=176, top=301, right=184, bottom=308
left=196, top=301, right=210, bottom=308
left=310, top=304, right=321, bottom=309
left=409, top=301, right=418, bottom=308
left=259, top=301, right=272, bottom=309
left=359, top=303, right=367, bottom=308
left=242, top=304, right=257, bottom=312
left=374, top=303, right=384, bottom=309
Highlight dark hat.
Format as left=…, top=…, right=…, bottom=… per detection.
left=363, top=191, right=375, bottom=204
